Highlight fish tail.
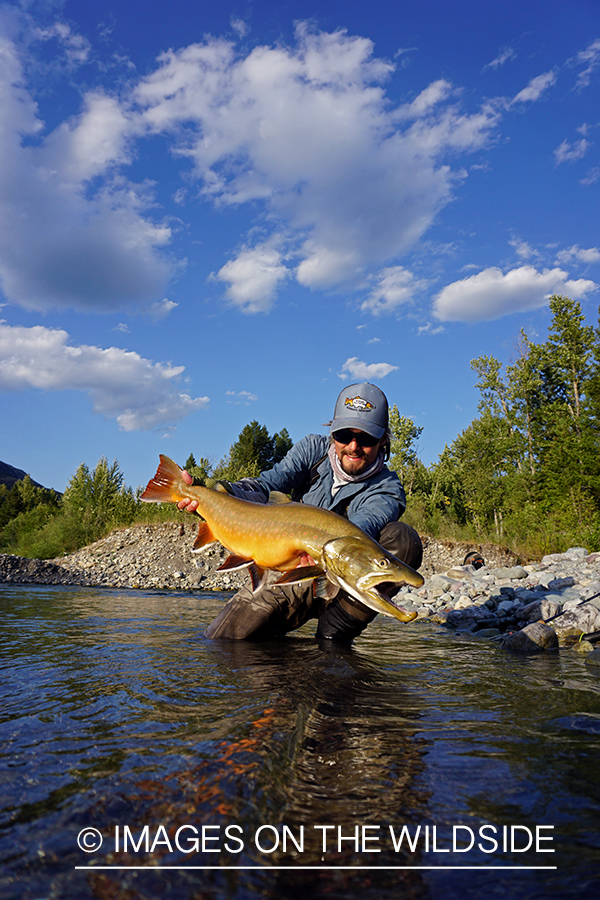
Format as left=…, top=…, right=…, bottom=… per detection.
left=140, top=455, right=186, bottom=504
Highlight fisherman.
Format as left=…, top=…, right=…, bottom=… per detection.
left=179, top=383, right=423, bottom=642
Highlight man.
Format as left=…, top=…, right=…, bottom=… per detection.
left=179, top=383, right=422, bottom=642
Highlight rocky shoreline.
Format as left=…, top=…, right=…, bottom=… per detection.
left=1, top=523, right=599, bottom=663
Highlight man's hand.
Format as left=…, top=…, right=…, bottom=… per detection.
left=177, top=470, right=199, bottom=513
left=297, top=552, right=317, bottom=567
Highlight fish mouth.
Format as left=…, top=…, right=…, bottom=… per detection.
left=357, top=576, right=418, bottom=622
left=373, top=580, right=403, bottom=603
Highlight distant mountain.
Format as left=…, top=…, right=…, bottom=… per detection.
left=0, top=461, right=47, bottom=491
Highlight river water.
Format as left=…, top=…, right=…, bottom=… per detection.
left=1, top=584, right=599, bottom=900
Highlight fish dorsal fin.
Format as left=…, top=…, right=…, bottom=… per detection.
left=273, top=565, right=325, bottom=585
left=217, top=553, right=254, bottom=572
left=268, top=491, right=292, bottom=505
left=214, top=482, right=230, bottom=493
left=192, top=521, right=217, bottom=552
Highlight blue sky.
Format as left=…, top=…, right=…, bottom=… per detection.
left=1, top=0, right=599, bottom=492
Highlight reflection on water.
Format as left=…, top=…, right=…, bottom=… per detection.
left=1, top=584, right=599, bottom=899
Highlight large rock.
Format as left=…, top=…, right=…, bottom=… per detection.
left=551, top=605, right=600, bottom=642
left=502, top=622, right=559, bottom=653
left=515, top=598, right=561, bottom=625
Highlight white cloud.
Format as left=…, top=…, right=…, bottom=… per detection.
left=574, top=38, right=600, bottom=89
left=0, top=322, right=208, bottom=430
left=216, top=245, right=290, bottom=313
left=296, top=246, right=361, bottom=290
left=554, top=138, right=590, bottom=164
left=226, top=390, right=258, bottom=403
left=417, top=322, right=444, bottom=336
left=361, top=266, right=427, bottom=315
left=134, top=26, right=499, bottom=308
left=33, top=22, right=91, bottom=67
left=230, top=18, right=248, bottom=39
left=339, top=357, right=398, bottom=380
left=433, top=265, right=597, bottom=322
left=394, top=79, right=453, bottom=119
left=509, top=237, right=538, bottom=260
left=484, top=46, right=516, bottom=71
left=511, top=71, right=557, bottom=104
left=555, top=245, right=600, bottom=265
left=149, top=298, right=179, bottom=319
left=44, top=90, right=134, bottom=182
left=0, top=30, right=174, bottom=314
left=581, top=166, right=600, bottom=186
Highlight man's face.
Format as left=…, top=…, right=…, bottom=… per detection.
left=333, top=428, right=383, bottom=476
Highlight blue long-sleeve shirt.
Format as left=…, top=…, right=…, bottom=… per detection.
left=255, top=434, right=406, bottom=540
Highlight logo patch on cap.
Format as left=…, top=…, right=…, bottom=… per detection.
left=344, top=395, right=375, bottom=413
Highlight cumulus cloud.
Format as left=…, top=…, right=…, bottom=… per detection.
left=149, top=298, right=179, bottom=320
left=511, top=71, right=557, bottom=104
left=216, top=245, right=290, bottom=313
left=555, top=245, right=600, bottom=265
left=433, top=265, right=597, bottom=322
left=0, top=322, right=208, bottom=430
left=509, top=237, right=539, bottom=261
left=134, top=25, right=499, bottom=309
left=339, top=357, right=398, bottom=380
left=361, top=266, right=427, bottom=314
left=0, top=30, right=174, bottom=314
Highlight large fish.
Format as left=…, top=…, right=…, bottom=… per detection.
left=141, top=455, right=423, bottom=622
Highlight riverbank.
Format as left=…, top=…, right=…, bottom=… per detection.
left=0, top=522, right=518, bottom=591
left=1, top=523, right=599, bottom=659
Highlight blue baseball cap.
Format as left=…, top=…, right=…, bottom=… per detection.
left=330, top=383, right=389, bottom=439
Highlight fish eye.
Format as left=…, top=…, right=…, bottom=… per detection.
left=376, top=558, right=390, bottom=568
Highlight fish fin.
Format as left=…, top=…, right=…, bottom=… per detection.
left=268, top=491, right=292, bottom=504
left=192, top=521, right=217, bottom=552
left=313, top=577, right=340, bottom=600
left=248, top=563, right=267, bottom=591
left=140, top=455, right=184, bottom=503
left=217, top=554, right=254, bottom=572
left=214, top=482, right=229, bottom=493
left=274, top=565, right=325, bottom=585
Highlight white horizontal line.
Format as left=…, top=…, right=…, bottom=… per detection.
left=75, top=865, right=558, bottom=871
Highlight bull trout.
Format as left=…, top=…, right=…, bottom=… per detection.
left=141, top=454, right=423, bottom=622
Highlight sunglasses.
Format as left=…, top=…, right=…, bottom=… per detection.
left=333, top=429, right=380, bottom=447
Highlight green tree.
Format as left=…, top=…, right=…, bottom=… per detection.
left=526, top=296, right=598, bottom=511
left=213, top=421, right=293, bottom=481
left=272, top=428, right=293, bottom=465
left=184, top=453, right=212, bottom=485
left=388, top=405, right=424, bottom=499
left=448, top=412, right=521, bottom=538
left=61, top=457, right=136, bottom=548
left=0, top=476, right=61, bottom=554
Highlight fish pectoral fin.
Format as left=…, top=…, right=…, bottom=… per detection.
left=217, top=553, right=255, bottom=572
left=312, top=577, right=340, bottom=600
left=192, top=521, right=217, bottom=552
left=274, top=565, right=325, bottom=585
left=248, top=563, right=267, bottom=591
